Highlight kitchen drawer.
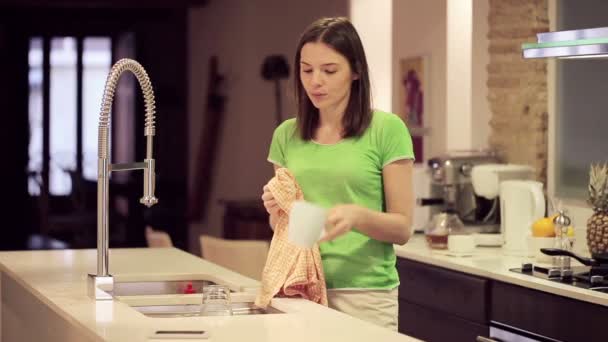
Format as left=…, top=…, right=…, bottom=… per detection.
left=397, top=257, right=489, bottom=323
left=399, top=299, right=489, bottom=342
left=492, top=281, right=608, bottom=342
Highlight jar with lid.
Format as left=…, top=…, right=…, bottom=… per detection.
left=424, top=210, right=465, bottom=249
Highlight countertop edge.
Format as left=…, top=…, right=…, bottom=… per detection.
left=394, top=240, right=608, bottom=307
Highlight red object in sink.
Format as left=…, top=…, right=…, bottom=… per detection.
left=183, top=282, right=196, bottom=294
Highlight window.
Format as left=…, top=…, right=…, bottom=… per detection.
left=83, top=38, right=112, bottom=181
left=49, top=37, right=77, bottom=195
left=28, top=36, right=111, bottom=196
left=28, top=37, right=43, bottom=195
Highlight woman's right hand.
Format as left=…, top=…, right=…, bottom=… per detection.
left=262, top=185, right=280, bottom=216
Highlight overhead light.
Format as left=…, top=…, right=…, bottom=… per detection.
left=522, top=27, right=608, bottom=59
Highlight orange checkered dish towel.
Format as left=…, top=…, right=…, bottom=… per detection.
left=254, top=168, right=328, bottom=308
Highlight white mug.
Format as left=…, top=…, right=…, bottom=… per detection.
left=288, top=201, right=327, bottom=248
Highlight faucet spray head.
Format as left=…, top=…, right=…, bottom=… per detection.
left=140, top=158, right=158, bottom=207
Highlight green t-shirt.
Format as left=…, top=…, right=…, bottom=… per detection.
left=267, top=110, right=415, bottom=289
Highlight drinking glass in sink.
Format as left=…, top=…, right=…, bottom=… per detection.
left=200, top=285, right=233, bottom=316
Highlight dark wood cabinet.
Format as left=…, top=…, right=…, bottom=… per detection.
left=491, top=281, right=608, bottom=342
left=398, top=299, right=489, bottom=341
left=397, top=258, right=489, bottom=341
left=397, top=257, right=608, bottom=342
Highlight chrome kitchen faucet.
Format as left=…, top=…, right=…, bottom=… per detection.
left=88, top=58, right=158, bottom=300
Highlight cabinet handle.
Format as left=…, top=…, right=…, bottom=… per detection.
left=476, top=337, right=502, bottom=342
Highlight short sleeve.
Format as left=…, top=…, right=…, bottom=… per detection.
left=380, top=114, right=415, bottom=167
left=267, top=119, right=293, bottom=167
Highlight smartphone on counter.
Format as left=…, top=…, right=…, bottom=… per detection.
left=150, top=330, right=210, bottom=339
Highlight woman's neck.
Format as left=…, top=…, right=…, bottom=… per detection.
left=315, top=90, right=351, bottom=143
left=318, top=110, right=342, bottom=129
left=315, top=108, right=345, bottom=144
left=318, top=94, right=349, bottom=130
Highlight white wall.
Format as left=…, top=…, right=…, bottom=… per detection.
left=392, top=0, right=447, bottom=159
left=472, top=0, right=490, bottom=150
left=188, top=0, right=348, bottom=254
left=351, top=0, right=393, bottom=111
left=446, top=0, right=473, bottom=151
left=392, top=0, right=490, bottom=159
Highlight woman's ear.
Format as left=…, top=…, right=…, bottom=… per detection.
left=352, top=73, right=360, bottom=81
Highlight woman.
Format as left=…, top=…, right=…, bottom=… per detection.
left=261, top=17, right=414, bottom=331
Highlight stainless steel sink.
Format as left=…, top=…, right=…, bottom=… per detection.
left=110, top=280, right=277, bottom=317
left=111, top=280, right=223, bottom=296
left=131, top=302, right=283, bottom=317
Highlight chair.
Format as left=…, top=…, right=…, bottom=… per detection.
left=145, top=225, right=173, bottom=247
left=200, top=235, right=269, bottom=281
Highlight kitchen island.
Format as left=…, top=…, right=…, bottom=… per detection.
left=0, top=247, right=419, bottom=342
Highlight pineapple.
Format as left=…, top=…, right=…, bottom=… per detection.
left=587, top=163, right=608, bottom=254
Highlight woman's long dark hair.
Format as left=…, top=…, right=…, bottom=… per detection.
left=294, top=17, right=372, bottom=140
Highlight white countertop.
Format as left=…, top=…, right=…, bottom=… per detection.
left=0, top=247, right=419, bottom=342
left=394, top=234, right=608, bottom=307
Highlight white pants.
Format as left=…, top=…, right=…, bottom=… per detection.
left=327, top=288, right=399, bottom=331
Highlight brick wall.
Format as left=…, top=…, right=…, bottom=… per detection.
left=487, top=0, right=549, bottom=182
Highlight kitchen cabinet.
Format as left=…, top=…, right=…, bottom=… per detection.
left=397, top=257, right=608, bottom=342
left=491, top=281, right=608, bottom=342
left=397, top=257, right=490, bottom=341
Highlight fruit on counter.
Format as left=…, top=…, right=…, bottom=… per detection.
left=531, top=215, right=575, bottom=238
left=587, top=163, right=608, bottom=254
left=567, top=226, right=575, bottom=238
left=532, top=217, right=555, bottom=237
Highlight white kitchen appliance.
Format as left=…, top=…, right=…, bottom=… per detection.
left=500, top=180, right=545, bottom=255
left=470, top=164, right=537, bottom=247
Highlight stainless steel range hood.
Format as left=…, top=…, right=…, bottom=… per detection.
left=522, top=27, right=608, bottom=59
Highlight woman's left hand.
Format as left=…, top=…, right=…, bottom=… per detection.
left=319, top=204, right=365, bottom=242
